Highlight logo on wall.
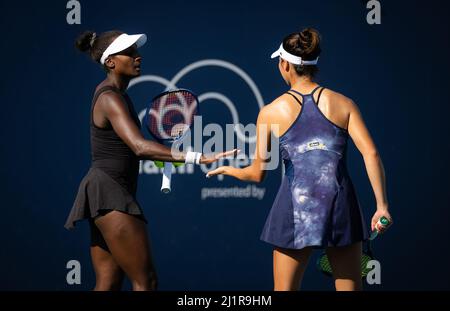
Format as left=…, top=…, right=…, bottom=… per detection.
left=128, top=59, right=267, bottom=200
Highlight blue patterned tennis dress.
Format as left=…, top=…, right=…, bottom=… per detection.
left=260, top=86, right=369, bottom=250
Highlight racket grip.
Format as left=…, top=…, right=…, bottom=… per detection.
left=161, top=162, right=172, bottom=194
left=369, top=216, right=390, bottom=240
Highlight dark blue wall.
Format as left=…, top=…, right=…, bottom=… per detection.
left=1, top=0, right=449, bottom=290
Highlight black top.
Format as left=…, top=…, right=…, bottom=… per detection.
left=90, top=86, right=141, bottom=196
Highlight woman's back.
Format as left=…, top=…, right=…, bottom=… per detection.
left=266, top=86, right=353, bottom=138
left=260, top=85, right=368, bottom=249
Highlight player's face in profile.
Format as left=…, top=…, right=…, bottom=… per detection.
left=111, top=44, right=142, bottom=77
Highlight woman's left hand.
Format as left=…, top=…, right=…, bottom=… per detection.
left=371, top=208, right=393, bottom=233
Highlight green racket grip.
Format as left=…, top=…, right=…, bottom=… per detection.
left=369, top=216, right=391, bottom=240
left=154, top=161, right=164, bottom=168
left=379, top=216, right=390, bottom=226
left=154, top=161, right=184, bottom=168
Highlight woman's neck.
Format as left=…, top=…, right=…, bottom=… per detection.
left=105, top=73, right=130, bottom=92
left=290, top=75, right=317, bottom=91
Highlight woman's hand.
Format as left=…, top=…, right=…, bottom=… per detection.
left=206, top=166, right=234, bottom=178
left=371, top=207, right=393, bottom=233
left=200, top=149, right=240, bottom=165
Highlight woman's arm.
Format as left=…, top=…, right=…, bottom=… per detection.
left=206, top=106, right=272, bottom=182
left=98, top=91, right=236, bottom=163
left=347, top=99, right=392, bottom=231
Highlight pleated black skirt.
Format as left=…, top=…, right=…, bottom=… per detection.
left=64, top=167, right=146, bottom=229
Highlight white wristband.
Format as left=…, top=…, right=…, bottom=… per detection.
left=195, top=152, right=202, bottom=165
left=185, top=151, right=202, bottom=165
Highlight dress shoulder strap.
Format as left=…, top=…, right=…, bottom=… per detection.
left=285, top=91, right=303, bottom=106
left=315, top=87, right=326, bottom=105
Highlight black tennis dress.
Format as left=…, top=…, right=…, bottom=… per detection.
left=65, top=86, right=146, bottom=229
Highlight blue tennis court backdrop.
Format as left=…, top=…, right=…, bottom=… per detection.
left=1, top=0, right=449, bottom=290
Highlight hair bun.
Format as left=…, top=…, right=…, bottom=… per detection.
left=298, top=28, right=321, bottom=56
left=281, top=28, right=321, bottom=77
left=75, top=31, right=96, bottom=52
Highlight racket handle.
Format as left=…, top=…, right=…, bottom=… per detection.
left=369, top=216, right=390, bottom=240
left=161, top=162, right=172, bottom=194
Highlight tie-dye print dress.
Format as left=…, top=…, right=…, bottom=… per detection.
left=260, top=87, right=368, bottom=250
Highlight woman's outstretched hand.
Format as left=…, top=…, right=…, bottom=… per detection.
left=200, top=149, right=240, bottom=165
left=206, top=166, right=233, bottom=178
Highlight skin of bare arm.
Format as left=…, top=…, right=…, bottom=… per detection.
left=95, top=91, right=238, bottom=164
left=346, top=98, right=392, bottom=232
left=206, top=104, right=274, bottom=182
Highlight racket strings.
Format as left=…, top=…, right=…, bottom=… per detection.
left=317, top=251, right=374, bottom=278
left=147, top=91, right=198, bottom=140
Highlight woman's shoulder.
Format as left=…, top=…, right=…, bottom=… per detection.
left=320, top=87, right=357, bottom=111
left=256, top=93, right=300, bottom=124
left=93, top=82, right=128, bottom=101
left=94, top=82, right=122, bottom=94
left=321, top=87, right=351, bottom=102
left=260, top=93, right=291, bottom=115
left=266, top=92, right=297, bottom=109
left=92, top=85, right=129, bottom=115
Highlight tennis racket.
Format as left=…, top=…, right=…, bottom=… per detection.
left=316, top=240, right=375, bottom=279
left=144, top=89, right=199, bottom=194
left=316, top=215, right=391, bottom=278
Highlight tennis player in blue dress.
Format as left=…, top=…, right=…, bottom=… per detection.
left=207, top=28, right=392, bottom=291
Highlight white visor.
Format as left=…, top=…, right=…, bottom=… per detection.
left=270, top=43, right=318, bottom=65
left=100, top=33, right=147, bottom=65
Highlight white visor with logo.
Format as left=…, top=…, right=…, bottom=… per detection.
left=100, top=33, right=147, bottom=65
left=270, top=43, right=319, bottom=65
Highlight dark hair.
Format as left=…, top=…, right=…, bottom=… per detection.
left=75, top=30, right=123, bottom=64
left=282, top=28, right=321, bottom=78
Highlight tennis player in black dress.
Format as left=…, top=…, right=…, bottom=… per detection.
left=65, top=30, right=237, bottom=291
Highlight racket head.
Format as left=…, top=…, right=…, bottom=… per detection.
left=361, top=239, right=375, bottom=277
left=144, top=88, right=199, bottom=144
left=316, top=251, right=333, bottom=277
left=361, top=253, right=374, bottom=277
left=316, top=240, right=375, bottom=279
